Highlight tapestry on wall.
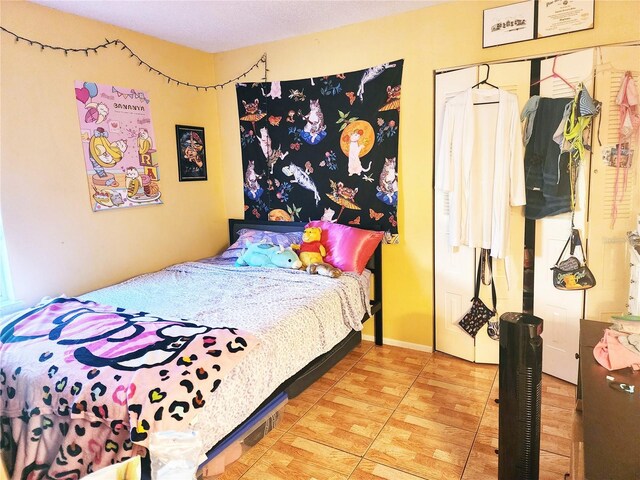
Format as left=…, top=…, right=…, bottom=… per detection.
left=75, top=81, right=162, bottom=212
left=236, top=60, right=403, bottom=243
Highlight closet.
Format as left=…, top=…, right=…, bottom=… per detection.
left=434, top=45, right=640, bottom=384
left=434, top=61, right=530, bottom=364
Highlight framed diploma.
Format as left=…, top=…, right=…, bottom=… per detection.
left=483, top=1, right=535, bottom=48
left=537, top=0, right=594, bottom=38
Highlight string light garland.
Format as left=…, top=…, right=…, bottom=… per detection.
left=1, top=26, right=268, bottom=90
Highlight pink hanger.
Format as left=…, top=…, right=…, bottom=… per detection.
left=531, top=57, right=576, bottom=92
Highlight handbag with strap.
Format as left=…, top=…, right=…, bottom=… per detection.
left=459, top=249, right=497, bottom=338
left=551, top=228, right=596, bottom=290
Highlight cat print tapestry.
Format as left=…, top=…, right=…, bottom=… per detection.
left=236, top=60, right=403, bottom=243
left=75, top=81, right=162, bottom=212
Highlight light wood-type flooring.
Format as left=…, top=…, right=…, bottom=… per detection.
left=216, top=340, right=576, bottom=480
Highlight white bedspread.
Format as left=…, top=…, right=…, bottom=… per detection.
left=81, top=261, right=370, bottom=453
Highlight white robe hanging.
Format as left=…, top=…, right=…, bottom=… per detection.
left=436, top=88, right=525, bottom=259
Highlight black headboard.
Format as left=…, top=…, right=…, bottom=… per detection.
left=228, top=219, right=306, bottom=245
left=228, top=218, right=383, bottom=344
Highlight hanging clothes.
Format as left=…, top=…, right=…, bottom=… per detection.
left=521, top=96, right=573, bottom=219
left=616, top=72, right=640, bottom=139
left=611, top=72, right=640, bottom=226
left=436, top=88, right=526, bottom=259
left=562, top=83, right=601, bottom=213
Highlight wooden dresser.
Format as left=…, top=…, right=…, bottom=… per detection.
left=575, top=320, right=640, bottom=479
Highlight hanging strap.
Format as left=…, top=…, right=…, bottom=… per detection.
left=474, top=249, right=497, bottom=312
left=554, top=228, right=587, bottom=266
left=572, top=228, right=587, bottom=261
left=480, top=248, right=492, bottom=285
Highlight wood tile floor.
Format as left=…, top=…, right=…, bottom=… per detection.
left=217, top=340, right=576, bottom=480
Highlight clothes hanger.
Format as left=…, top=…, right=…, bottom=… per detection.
left=530, top=56, right=576, bottom=92
left=471, top=64, right=498, bottom=89
left=472, top=64, right=499, bottom=105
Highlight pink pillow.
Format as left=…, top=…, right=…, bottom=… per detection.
left=306, top=221, right=383, bottom=274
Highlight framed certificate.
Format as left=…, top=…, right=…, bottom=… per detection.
left=537, top=0, right=594, bottom=38
left=483, top=1, right=535, bottom=48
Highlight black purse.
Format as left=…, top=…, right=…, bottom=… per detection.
left=459, top=249, right=497, bottom=338
left=551, top=229, right=596, bottom=290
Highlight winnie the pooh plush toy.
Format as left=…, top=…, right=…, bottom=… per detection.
left=292, top=227, right=342, bottom=278
left=292, top=227, right=326, bottom=267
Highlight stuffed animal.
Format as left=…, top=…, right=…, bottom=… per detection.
left=307, top=262, right=342, bottom=278
left=235, top=242, right=303, bottom=269
left=292, top=227, right=326, bottom=268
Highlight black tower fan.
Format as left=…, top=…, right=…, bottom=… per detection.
left=498, top=312, right=544, bottom=480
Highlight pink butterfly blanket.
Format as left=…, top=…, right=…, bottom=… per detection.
left=0, top=297, right=258, bottom=478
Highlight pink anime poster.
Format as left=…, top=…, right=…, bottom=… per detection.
left=75, top=81, right=162, bottom=211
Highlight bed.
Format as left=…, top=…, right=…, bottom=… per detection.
left=0, top=218, right=383, bottom=479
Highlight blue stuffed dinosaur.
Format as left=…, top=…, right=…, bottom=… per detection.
left=235, top=242, right=303, bottom=269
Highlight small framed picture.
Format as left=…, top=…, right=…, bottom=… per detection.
left=483, top=1, right=535, bottom=48
left=176, top=125, right=207, bottom=181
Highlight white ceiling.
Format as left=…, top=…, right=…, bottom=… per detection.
left=31, top=0, right=445, bottom=53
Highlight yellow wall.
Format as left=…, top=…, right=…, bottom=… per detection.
left=1, top=1, right=639, bottom=346
left=1, top=2, right=227, bottom=307
left=212, top=0, right=640, bottom=347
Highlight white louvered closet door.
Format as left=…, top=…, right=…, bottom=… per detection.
left=534, top=49, right=595, bottom=384
left=584, top=45, right=640, bottom=320
left=434, top=62, right=529, bottom=364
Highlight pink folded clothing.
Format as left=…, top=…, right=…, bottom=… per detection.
left=593, top=328, right=640, bottom=371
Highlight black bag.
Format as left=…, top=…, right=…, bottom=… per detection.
left=459, top=249, right=497, bottom=338
left=551, top=229, right=596, bottom=290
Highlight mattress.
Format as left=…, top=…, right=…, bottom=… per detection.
left=81, top=258, right=370, bottom=454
